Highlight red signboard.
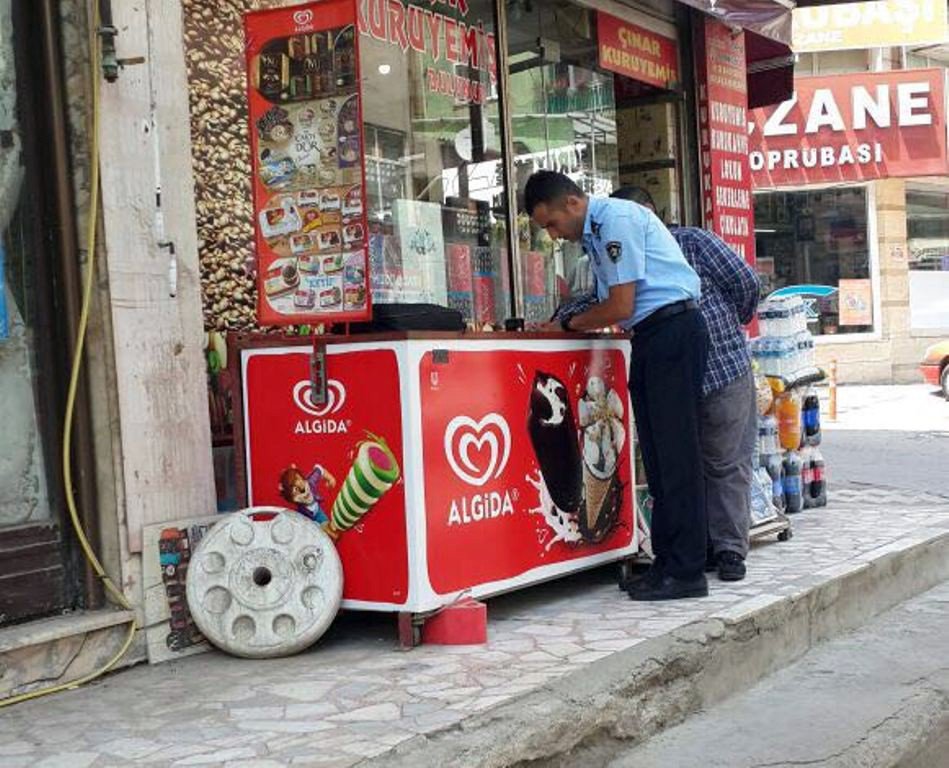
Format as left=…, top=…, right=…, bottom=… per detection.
left=696, top=19, right=755, bottom=265
left=242, top=348, right=409, bottom=606
left=358, top=0, right=497, bottom=105
left=244, top=2, right=371, bottom=326
left=597, top=12, right=679, bottom=90
left=419, top=349, right=635, bottom=595
left=750, top=69, right=949, bottom=187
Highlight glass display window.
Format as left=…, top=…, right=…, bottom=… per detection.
left=753, top=186, right=875, bottom=335
left=360, top=0, right=510, bottom=328
left=504, top=0, right=683, bottom=322
left=906, top=184, right=949, bottom=331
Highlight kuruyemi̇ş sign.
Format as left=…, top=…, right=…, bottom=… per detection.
left=749, top=69, right=949, bottom=187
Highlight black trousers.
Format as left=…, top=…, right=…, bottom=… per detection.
left=630, top=308, right=709, bottom=580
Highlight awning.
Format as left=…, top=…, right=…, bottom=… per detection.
left=675, top=0, right=793, bottom=45
left=746, top=31, right=794, bottom=109
left=674, top=0, right=869, bottom=46
left=675, top=1, right=866, bottom=108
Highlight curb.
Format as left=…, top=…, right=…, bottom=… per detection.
left=362, top=528, right=949, bottom=767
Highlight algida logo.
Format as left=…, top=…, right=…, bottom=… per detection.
left=443, top=413, right=516, bottom=527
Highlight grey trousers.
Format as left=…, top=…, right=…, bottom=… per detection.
left=700, top=370, right=757, bottom=558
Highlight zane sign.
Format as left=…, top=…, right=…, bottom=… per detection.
left=749, top=69, right=949, bottom=187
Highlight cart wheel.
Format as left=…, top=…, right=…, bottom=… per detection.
left=617, top=560, right=634, bottom=590
left=778, top=529, right=793, bottom=542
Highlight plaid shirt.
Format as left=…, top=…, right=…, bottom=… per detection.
left=669, top=227, right=760, bottom=395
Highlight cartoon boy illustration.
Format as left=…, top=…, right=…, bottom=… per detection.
left=278, top=463, right=337, bottom=525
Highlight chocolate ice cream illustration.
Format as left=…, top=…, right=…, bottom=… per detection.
left=527, top=371, right=583, bottom=515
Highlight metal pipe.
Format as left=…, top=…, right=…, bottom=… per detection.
left=98, top=0, right=119, bottom=82
left=38, top=0, right=103, bottom=609
left=494, top=0, right=524, bottom=322
left=828, top=359, right=838, bottom=422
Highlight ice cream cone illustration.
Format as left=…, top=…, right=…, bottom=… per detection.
left=577, top=377, right=626, bottom=542
left=327, top=436, right=400, bottom=538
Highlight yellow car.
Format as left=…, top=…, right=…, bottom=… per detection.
left=920, top=340, right=949, bottom=400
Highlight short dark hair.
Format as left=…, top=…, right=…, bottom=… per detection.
left=611, top=186, right=656, bottom=211
left=524, top=171, right=584, bottom=216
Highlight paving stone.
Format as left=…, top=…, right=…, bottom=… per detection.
left=327, top=703, right=401, bottom=722
left=4, top=498, right=949, bottom=767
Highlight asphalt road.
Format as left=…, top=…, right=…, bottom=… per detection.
left=823, top=429, right=949, bottom=498
left=822, top=385, right=949, bottom=499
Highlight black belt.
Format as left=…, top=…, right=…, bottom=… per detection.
left=632, top=299, right=698, bottom=335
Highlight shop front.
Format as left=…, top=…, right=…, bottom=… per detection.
left=2, top=0, right=801, bottom=680
left=749, top=67, right=949, bottom=382
left=173, top=0, right=769, bottom=641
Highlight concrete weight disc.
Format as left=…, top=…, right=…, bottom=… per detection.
left=186, top=507, right=343, bottom=658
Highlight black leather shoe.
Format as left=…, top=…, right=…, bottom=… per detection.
left=717, top=551, right=746, bottom=582
left=627, top=573, right=708, bottom=601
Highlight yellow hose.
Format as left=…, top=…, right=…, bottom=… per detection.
left=0, top=1, right=138, bottom=709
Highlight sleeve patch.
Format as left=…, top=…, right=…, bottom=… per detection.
left=605, top=241, right=622, bottom=263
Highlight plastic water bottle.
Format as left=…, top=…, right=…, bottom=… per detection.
left=809, top=448, right=827, bottom=507
left=775, top=338, right=787, bottom=378
left=789, top=296, right=807, bottom=333
left=783, top=450, right=804, bottom=514
left=802, top=388, right=821, bottom=446
left=758, top=414, right=779, bottom=455
left=757, top=337, right=769, bottom=377
left=764, top=452, right=785, bottom=512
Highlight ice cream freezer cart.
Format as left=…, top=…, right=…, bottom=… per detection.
left=232, top=332, right=641, bottom=644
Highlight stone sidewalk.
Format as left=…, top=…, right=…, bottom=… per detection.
left=3, top=488, right=949, bottom=768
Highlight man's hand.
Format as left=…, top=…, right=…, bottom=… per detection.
left=567, top=283, right=636, bottom=332
left=538, top=320, right=565, bottom=333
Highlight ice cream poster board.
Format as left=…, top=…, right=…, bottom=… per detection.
left=241, top=346, right=409, bottom=608
left=419, top=347, right=635, bottom=595
left=244, top=2, right=371, bottom=326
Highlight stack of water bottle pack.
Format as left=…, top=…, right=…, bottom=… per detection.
left=751, top=295, right=827, bottom=516
left=750, top=296, right=817, bottom=382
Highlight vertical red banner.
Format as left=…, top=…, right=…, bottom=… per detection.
left=695, top=18, right=756, bottom=266
left=244, top=2, right=371, bottom=326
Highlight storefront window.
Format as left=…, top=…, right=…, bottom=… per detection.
left=907, top=185, right=949, bottom=331
left=506, top=0, right=683, bottom=321
left=754, top=187, right=874, bottom=335
left=360, top=0, right=509, bottom=327
left=1, top=2, right=54, bottom=527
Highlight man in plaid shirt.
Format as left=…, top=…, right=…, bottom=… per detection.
left=610, top=188, right=759, bottom=581
left=551, top=187, right=752, bottom=581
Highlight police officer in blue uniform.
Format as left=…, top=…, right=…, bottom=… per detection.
left=525, top=171, right=710, bottom=601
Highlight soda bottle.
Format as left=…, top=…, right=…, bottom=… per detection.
left=803, top=388, right=822, bottom=446
left=801, top=447, right=815, bottom=509
left=764, top=451, right=785, bottom=512
left=810, top=448, right=827, bottom=507
left=777, top=393, right=802, bottom=451
left=783, top=450, right=804, bottom=514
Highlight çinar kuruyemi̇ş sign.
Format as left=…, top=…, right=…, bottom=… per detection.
left=244, top=1, right=371, bottom=326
